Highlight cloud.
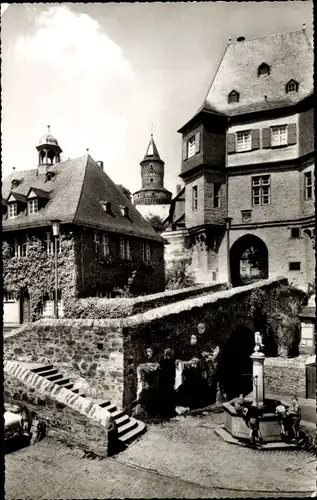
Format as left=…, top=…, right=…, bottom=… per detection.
left=3, top=5, right=139, bottom=185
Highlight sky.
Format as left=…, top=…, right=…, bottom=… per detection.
left=1, top=2, right=313, bottom=196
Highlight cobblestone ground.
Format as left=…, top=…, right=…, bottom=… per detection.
left=118, top=411, right=316, bottom=495
left=4, top=412, right=315, bottom=498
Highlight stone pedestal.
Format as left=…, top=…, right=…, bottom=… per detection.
left=250, top=352, right=265, bottom=407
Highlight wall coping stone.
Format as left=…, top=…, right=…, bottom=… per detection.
left=4, top=360, right=111, bottom=428
left=123, top=277, right=288, bottom=327
left=265, top=356, right=307, bottom=368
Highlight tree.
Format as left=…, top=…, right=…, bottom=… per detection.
left=145, top=214, right=166, bottom=233
left=116, top=184, right=132, bottom=202
left=165, top=259, right=195, bottom=290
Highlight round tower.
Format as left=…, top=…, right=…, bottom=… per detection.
left=133, top=134, right=172, bottom=219
left=36, top=125, right=63, bottom=175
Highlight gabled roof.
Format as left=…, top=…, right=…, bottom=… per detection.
left=2, top=155, right=166, bottom=243
left=6, top=191, right=27, bottom=204
left=27, top=187, right=51, bottom=199
left=203, top=29, right=313, bottom=117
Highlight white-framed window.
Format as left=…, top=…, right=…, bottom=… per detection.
left=270, top=125, right=287, bottom=147
left=213, top=183, right=221, bottom=208
left=14, top=238, right=21, bottom=258
left=94, top=231, right=100, bottom=254
left=286, top=80, right=298, bottom=93
left=45, top=232, right=60, bottom=255
left=187, top=136, right=196, bottom=159
left=8, top=203, right=17, bottom=219
left=236, top=130, right=251, bottom=152
left=192, top=186, right=198, bottom=211
left=125, top=239, right=131, bottom=260
left=304, top=171, right=313, bottom=200
left=120, top=237, right=125, bottom=259
left=102, top=233, right=110, bottom=257
left=252, top=175, right=271, bottom=206
left=28, top=199, right=39, bottom=214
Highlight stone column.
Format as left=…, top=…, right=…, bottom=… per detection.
left=250, top=351, right=265, bottom=407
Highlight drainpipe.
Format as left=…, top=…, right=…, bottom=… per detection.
left=225, top=117, right=232, bottom=289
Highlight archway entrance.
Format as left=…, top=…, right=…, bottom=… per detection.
left=230, top=234, right=268, bottom=287
left=218, top=326, right=254, bottom=400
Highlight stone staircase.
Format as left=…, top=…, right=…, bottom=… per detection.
left=30, top=364, right=146, bottom=445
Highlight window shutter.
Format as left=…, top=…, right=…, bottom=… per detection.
left=182, top=139, right=187, bottom=161
left=195, top=132, right=200, bottom=153
left=227, top=133, right=236, bottom=154
left=251, top=129, right=260, bottom=150
left=262, top=128, right=271, bottom=148
left=288, top=123, right=297, bottom=145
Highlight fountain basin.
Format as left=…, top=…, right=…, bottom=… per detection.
left=223, top=398, right=286, bottom=443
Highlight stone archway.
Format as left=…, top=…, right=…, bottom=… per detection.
left=217, top=326, right=254, bottom=400
left=230, top=234, right=268, bottom=287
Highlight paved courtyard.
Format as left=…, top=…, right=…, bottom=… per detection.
left=5, top=411, right=315, bottom=499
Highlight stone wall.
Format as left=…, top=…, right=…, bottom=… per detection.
left=4, top=319, right=124, bottom=406
left=4, top=360, right=110, bottom=457
left=122, top=277, right=287, bottom=408
left=264, top=357, right=306, bottom=399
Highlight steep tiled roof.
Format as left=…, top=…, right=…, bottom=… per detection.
left=204, top=30, right=313, bottom=117
left=2, top=155, right=165, bottom=243
left=142, top=134, right=162, bottom=162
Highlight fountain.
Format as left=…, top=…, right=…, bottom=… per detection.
left=217, top=332, right=297, bottom=447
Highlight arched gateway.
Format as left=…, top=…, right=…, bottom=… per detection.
left=230, top=234, right=268, bottom=287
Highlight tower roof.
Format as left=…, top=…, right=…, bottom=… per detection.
left=38, top=126, right=60, bottom=147
left=143, top=134, right=161, bottom=161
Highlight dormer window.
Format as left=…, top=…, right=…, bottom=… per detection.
left=258, top=63, right=270, bottom=76
left=228, top=90, right=239, bottom=103
left=45, top=172, right=55, bottom=182
left=8, top=203, right=17, bottom=219
left=11, top=179, right=21, bottom=189
left=286, top=79, right=299, bottom=93
left=28, top=199, right=39, bottom=214
left=120, top=206, right=129, bottom=217
left=101, top=201, right=111, bottom=213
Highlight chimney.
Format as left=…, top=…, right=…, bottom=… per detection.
left=176, top=184, right=182, bottom=194
left=237, top=36, right=245, bottom=42
left=97, top=161, right=104, bottom=170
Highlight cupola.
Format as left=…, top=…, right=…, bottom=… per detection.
left=36, top=125, right=63, bottom=175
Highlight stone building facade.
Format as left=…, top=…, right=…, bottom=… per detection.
left=164, top=28, right=315, bottom=290
left=2, top=130, right=166, bottom=324
left=133, top=134, right=172, bottom=220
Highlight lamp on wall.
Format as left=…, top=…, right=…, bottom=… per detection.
left=50, top=219, right=60, bottom=318
left=224, top=217, right=232, bottom=289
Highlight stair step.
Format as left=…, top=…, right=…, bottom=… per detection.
left=117, top=418, right=138, bottom=436
left=54, top=378, right=71, bottom=386
left=46, top=373, right=64, bottom=382
left=110, top=408, right=125, bottom=419
left=115, top=414, right=130, bottom=426
left=37, top=368, right=59, bottom=378
left=119, top=420, right=146, bottom=443
left=105, top=404, right=117, bottom=413
left=94, top=400, right=111, bottom=408
left=31, top=364, right=53, bottom=373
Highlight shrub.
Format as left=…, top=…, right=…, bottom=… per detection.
left=64, top=297, right=134, bottom=319
left=165, top=259, right=195, bottom=290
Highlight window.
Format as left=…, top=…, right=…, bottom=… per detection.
left=213, top=183, right=221, bottom=208
left=236, top=130, right=251, bottom=152
left=290, top=227, right=300, bottom=239
left=4, top=291, right=15, bottom=302
left=187, top=136, right=196, bottom=159
left=120, top=237, right=125, bottom=259
left=270, top=125, right=287, bottom=147
left=94, top=231, right=100, bottom=254
left=192, top=186, right=198, bottom=211
left=102, top=233, right=110, bottom=257
left=8, top=203, right=17, bottom=219
left=125, top=239, right=131, bottom=260
left=228, top=90, right=239, bottom=103
left=289, top=262, right=301, bottom=271
left=258, top=63, right=270, bottom=76
left=252, top=175, right=271, bottom=206
left=44, top=232, right=60, bottom=255
left=286, top=80, right=299, bottom=93
left=142, top=241, right=151, bottom=262
left=28, top=199, right=39, bottom=214
left=14, top=238, right=20, bottom=258
left=305, top=171, right=313, bottom=200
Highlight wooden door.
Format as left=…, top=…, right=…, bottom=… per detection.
left=21, top=294, right=31, bottom=324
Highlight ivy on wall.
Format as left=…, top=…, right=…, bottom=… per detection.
left=3, top=233, right=77, bottom=321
